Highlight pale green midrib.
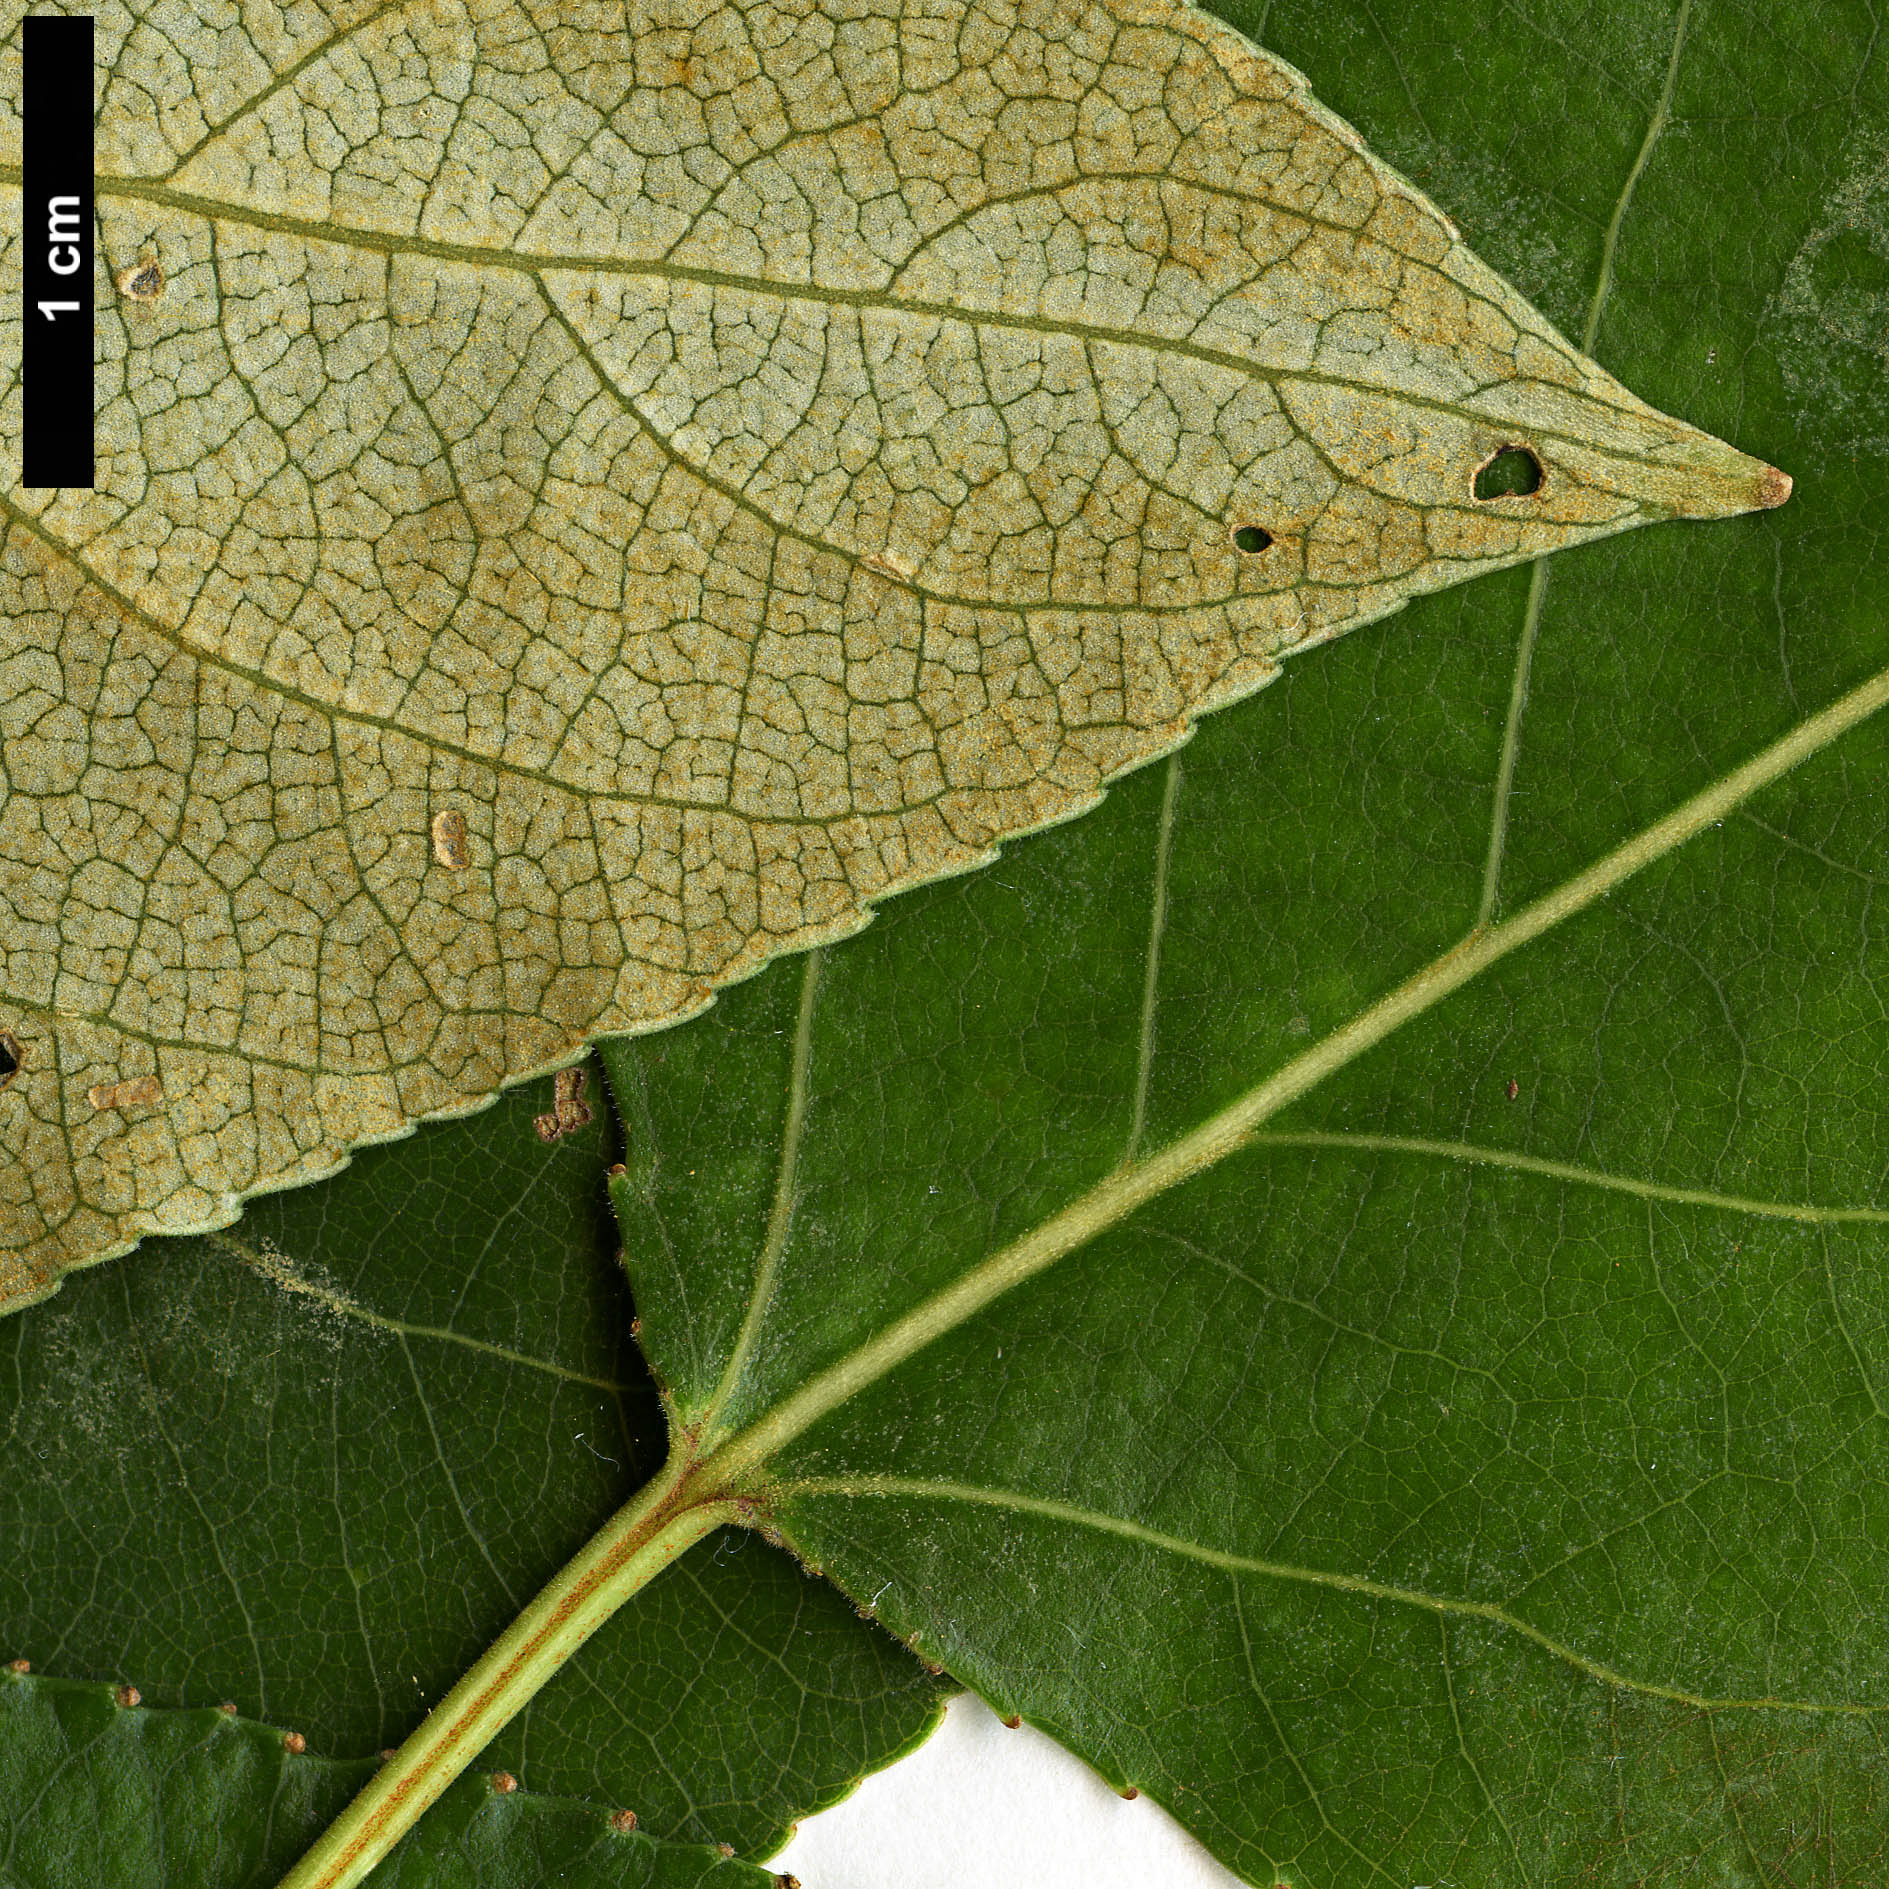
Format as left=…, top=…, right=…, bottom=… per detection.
left=1582, top=0, right=1693, bottom=357
left=700, top=660, right=1889, bottom=1486
left=697, top=948, right=824, bottom=1440
left=1242, top=1131, right=1889, bottom=1224
left=30, top=168, right=1689, bottom=469
left=779, top=1475, right=1883, bottom=1717
left=209, top=1231, right=633, bottom=1393
left=1123, top=756, right=1182, bottom=1166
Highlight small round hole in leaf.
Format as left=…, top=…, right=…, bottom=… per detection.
left=0, top=1032, right=19, bottom=1088
left=1474, top=447, right=1543, bottom=500
left=1232, top=525, right=1272, bottom=553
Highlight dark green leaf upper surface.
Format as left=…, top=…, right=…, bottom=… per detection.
left=0, top=1074, right=943, bottom=1861
left=0, top=1671, right=773, bottom=1889
left=609, top=3, right=1889, bottom=1882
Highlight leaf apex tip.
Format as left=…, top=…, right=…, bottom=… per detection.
left=1757, top=465, right=1793, bottom=510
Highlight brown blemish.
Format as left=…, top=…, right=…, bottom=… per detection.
left=114, top=1684, right=141, bottom=1709
left=116, top=258, right=163, bottom=303
left=283, top=1730, right=306, bottom=1755
left=218, top=1701, right=238, bottom=1715
left=430, top=807, right=470, bottom=868
left=534, top=1066, right=592, bottom=1141
left=608, top=1808, right=638, bottom=1834
left=88, top=1074, right=162, bottom=1112
left=776, top=1876, right=803, bottom=1889
left=5, top=1658, right=28, bottom=1675
left=1001, top=1713, right=1022, bottom=1729
left=1119, top=1785, right=1139, bottom=1800
left=490, top=1770, right=518, bottom=1794
left=1757, top=465, right=1793, bottom=509
left=716, top=1844, right=736, bottom=1859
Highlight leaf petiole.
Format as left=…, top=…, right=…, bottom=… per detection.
left=274, top=1464, right=741, bottom=1889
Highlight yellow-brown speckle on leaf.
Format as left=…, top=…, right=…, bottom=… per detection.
left=0, top=0, right=1787, bottom=1310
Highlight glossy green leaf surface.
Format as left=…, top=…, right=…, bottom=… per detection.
left=0, top=1671, right=774, bottom=1889
left=0, top=1073, right=944, bottom=1862
left=604, top=2, right=1889, bottom=1883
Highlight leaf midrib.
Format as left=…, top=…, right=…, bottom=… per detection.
left=14, top=168, right=1666, bottom=472
left=694, top=659, right=1889, bottom=1493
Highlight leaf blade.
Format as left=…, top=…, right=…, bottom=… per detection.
left=0, top=0, right=1785, bottom=1306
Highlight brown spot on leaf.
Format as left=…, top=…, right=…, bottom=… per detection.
left=1505, top=1078, right=1519, bottom=1101
left=1757, top=465, right=1793, bottom=508
left=609, top=1808, right=638, bottom=1834
left=534, top=1066, right=592, bottom=1141
left=1002, top=1713, right=1022, bottom=1729
left=490, top=1770, right=518, bottom=1794
left=5, top=1658, right=28, bottom=1675
left=88, top=1074, right=163, bottom=1112
left=431, top=807, right=470, bottom=869
left=116, top=258, right=163, bottom=303
left=114, top=1684, right=141, bottom=1709
left=283, top=1731, right=306, bottom=1755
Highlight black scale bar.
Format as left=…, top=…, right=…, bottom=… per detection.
left=22, top=15, right=94, bottom=490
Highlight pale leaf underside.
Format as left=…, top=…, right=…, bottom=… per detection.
left=0, top=0, right=1784, bottom=1305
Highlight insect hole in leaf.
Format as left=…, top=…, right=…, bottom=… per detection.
left=1474, top=445, right=1545, bottom=499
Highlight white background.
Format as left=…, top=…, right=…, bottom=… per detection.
left=767, top=1691, right=1253, bottom=1889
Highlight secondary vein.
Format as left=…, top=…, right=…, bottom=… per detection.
left=696, top=947, right=824, bottom=1440
left=1124, top=755, right=1182, bottom=1166
left=778, top=1475, right=1884, bottom=1716
left=210, top=1230, right=633, bottom=1393
left=1240, top=1131, right=1889, bottom=1224
left=1584, top=0, right=1694, bottom=357
left=702, top=659, right=1889, bottom=1485
left=1477, top=0, right=1693, bottom=925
